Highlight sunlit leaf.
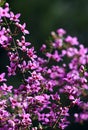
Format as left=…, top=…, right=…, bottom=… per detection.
left=0, top=0, right=6, bottom=7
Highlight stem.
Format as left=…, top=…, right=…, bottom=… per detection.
left=47, top=45, right=53, bottom=63
left=4, top=17, right=26, bottom=82
left=4, top=17, right=19, bottom=55
left=53, top=111, right=61, bottom=129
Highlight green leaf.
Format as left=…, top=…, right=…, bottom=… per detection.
left=0, top=0, right=6, bottom=7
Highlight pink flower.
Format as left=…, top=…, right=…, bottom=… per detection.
left=1, top=83, right=13, bottom=93
left=17, top=36, right=31, bottom=51
left=16, top=22, right=29, bottom=35
left=40, top=44, right=46, bottom=51
left=18, top=60, right=27, bottom=72
left=65, top=35, right=79, bottom=45
left=21, top=113, right=32, bottom=126
left=57, top=28, right=66, bottom=37
left=9, top=97, right=17, bottom=109
left=10, top=11, right=21, bottom=22
left=0, top=73, right=7, bottom=82
left=31, top=71, right=43, bottom=80
left=54, top=39, right=63, bottom=48
left=0, top=27, right=10, bottom=48
left=27, top=60, right=39, bottom=70
left=35, top=95, right=49, bottom=104
left=27, top=47, right=37, bottom=59
left=79, top=44, right=88, bottom=55
left=0, top=6, right=10, bottom=18
left=52, top=50, right=62, bottom=62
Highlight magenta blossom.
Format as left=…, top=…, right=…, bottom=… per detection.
left=0, top=73, right=7, bottom=82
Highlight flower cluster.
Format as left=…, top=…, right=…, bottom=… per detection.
left=0, top=2, right=88, bottom=130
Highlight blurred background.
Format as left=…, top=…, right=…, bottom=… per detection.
left=6, top=0, right=88, bottom=48
left=1, top=0, right=88, bottom=129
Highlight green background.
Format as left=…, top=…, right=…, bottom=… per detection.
left=7, top=0, right=88, bottom=49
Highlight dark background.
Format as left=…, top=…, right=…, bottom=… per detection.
left=1, top=0, right=88, bottom=129
left=7, top=0, right=88, bottom=48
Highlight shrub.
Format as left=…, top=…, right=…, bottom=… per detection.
left=0, top=2, right=88, bottom=130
